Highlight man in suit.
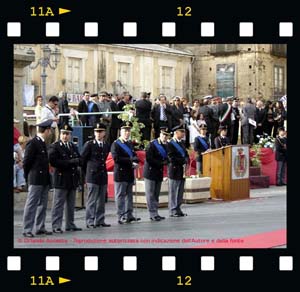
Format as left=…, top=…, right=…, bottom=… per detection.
left=143, top=127, right=170, bottom=221
left=241, top=98, right=256, bottom=145
left=254, top=100, right=267, bottom=143
left=58, top=91, right=70, bottom=129
left=218, top=97, right=233, bottom=140
left=135, top=92, right=152, bottom=142
left=81, top=123, right=111, bottom=228
left=22, top=119, right=53, bottom=237
left=108, top=94, right=121, bottom=145
left=151, top=95, right=172, bottom=138
left=275, top=127, right=287, bottom=186
left=48, top=124, right=82, bottom=233
left=167, top=125, right=189, bottom=217
left=214, top=125, right=231, bottom=149
left=110, top=121, right=140, bottom=224
left=77, top=91, right=90, bottom=126
left=230, top=98, right=240, bottom=145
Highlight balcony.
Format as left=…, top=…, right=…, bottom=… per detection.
left=210, top=44, right=239, bottom=55
left=271, top=45, right=287, bottom=57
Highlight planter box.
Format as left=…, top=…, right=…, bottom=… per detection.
left=183, top=177, right=211, bottom=203
left=132, top=177, right=211, bottom=208
left=249, top=166, right=261, bottom=176
left=133, top=179, right=169, bottom=208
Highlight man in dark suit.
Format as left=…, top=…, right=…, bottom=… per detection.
left=231, top=98, right=240, bottom=145
left=143, top=128, right=170, bottom=221
left=81, top=123, right=111, bottom=228
left=167, top=126, right=189, bottom=217
left=135, top=92, right=152, bottom=142
left=199, top=98, right=215, bottom=148
left=275, top=127, right=287, bottom=186
left=151, top=95, right=172, bottom=138
left=218, top=97, right=233, bottom=141
left=110, top=122, right=140, bottom=224
left=22, top=119, right=53, bottom=237
left=48, top=124, right=82, bottom=233
left=108, top=94, right=121, bottom=145
left=58, top=91, right=70, bottom=129
left=214, top=125, right=231, bottom=149
left=77, top=91, right=90, bottom=126
left=254, top=100, right=267, bottom=143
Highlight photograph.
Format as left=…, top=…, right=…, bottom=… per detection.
left=13, top=43, right=287, bottom=248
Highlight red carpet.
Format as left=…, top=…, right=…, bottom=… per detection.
left=193, top=229, right=286, bottom=248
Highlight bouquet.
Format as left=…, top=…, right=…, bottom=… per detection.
left=256, top=133, right=275, bottom=149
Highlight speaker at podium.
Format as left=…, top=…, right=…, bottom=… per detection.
left=71, top=126, right=94, bottom=153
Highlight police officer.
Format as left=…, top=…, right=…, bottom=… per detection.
left=48, top=124, right=82, bottom=233
left=143, top=127, right=170, bottom=221
left=22, top=119, right=53, bottom=237
left=214, top=125, right=231, bottom=149
left=167, top=125, right=189, bottom=217
left=110, top=121, right=140, bottom=224
left=193, top=124, right=210, bottom=174
left=81, top=123, right=111, bottom=228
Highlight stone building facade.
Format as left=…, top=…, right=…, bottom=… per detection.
left=173, top=44, right=287, bottom=101
left=19, top=44, right=193, bottom=105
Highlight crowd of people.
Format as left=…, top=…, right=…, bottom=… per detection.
left=13, top=90, right=287, bottom=237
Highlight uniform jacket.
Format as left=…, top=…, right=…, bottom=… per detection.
left=143, top=138, right=168, bottom=181
left=109, top=100, right=121, bottom=129
left=275, top=136, right=287, bottom=161
left=167, top=138, right=189, bottom=180
left=111, top=138, right=139, bottom=183
left=194, top=136, right=210, bottom=162
left=214, top=136, right=231, bottom=149
left=23, top=136, right=50, bottom=186
left=48, top=140, right=81, bottom=189
left=81, top=139, right=110, bottom=185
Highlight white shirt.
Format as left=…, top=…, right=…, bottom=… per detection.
left=40, top=105, right=57, bottom=128
left=37, top=134, right=45, bottom=142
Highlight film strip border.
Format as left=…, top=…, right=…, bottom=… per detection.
left=6, top=21, right=294, bottom=38
left=2, top=255, right=294, bottom=271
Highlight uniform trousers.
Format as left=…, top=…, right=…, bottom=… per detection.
left=86, top=183, right=107, bottom=225
left=168, top=179, right=185, bottom=215
left=52, top=188, right=76, bottom=229
left=23, top=185, right=49, bottom=233
left=144, top=178, right=162, bottom=217
left=114, top=181, right=134, bottom=220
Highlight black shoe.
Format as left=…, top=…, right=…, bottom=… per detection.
left=276, top=183, right=283, bottom=186
left=86, top=224, right=95, bottom=229
left=66, top=227, right=82, bottom=231
left=150, top=216, right=161, bottom=221
left=118, top=218, right=127, bottom=225
left=36, top=230, right=52, bottom=235
left=170, top=213, right=187, bottom=217
left=96, top=223, right=111, bottom=227
left=23, top=232, right=34, bottom=238
left=53, top=228, right=63, bottom=233
left=126, top=217, right=141, bottom=223
left=158, top=215, right=165, bottom=220
left=282, top=183, right=287, bottom=186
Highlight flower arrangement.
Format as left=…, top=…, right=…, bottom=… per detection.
left=256, top=133, right=275, bottom=149
left=250, top=144, right=261, bottom=167
left=118, top=104, right=146, bottom=150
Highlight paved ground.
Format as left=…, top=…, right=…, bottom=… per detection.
left=14, top=186, right=286, bottom=248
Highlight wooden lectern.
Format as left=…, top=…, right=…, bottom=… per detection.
left=202, top=145, right=250, bottom=201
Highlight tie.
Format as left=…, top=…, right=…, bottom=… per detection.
left=160, top=106, right=167, bottom=121
left=99, top=142, right=103, bottom=148
left=64, top=143, right=69, bottom=150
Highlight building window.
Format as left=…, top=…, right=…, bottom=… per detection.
left=67, top=57, right=82, bottom=93
left=161, top=66, right=173, bottom=97
left=271, top=44, right=287, bottom=57
left=117, top=62, right=131, bottom=91
left=216, top=64, right=235, bottom=98
left=211, top=44, right=238, bottom=55
left=274, top=65, right=285, bottom=99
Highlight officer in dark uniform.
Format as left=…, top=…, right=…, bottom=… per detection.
left=110, top=121, right=140, bottom=224
left=143, top=127, right=170, bottom=221
left=81, top=123, right=111, bottom=228
left=193, top=124, right=211, bottom=174
left=214, top=125, right=231, bottom=149
left=167, top=125, right=189, bottom=217
left=275, top=127, right=287, bottom=186
left=22, top=119, right=53, bottom=237
left=48, top=124, right=82, bottom=233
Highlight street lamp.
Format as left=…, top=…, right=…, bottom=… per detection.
left=28, top=44, right=61, bottom=101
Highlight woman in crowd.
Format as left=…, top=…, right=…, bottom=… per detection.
left=273, top=101, right=286, bottom=138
